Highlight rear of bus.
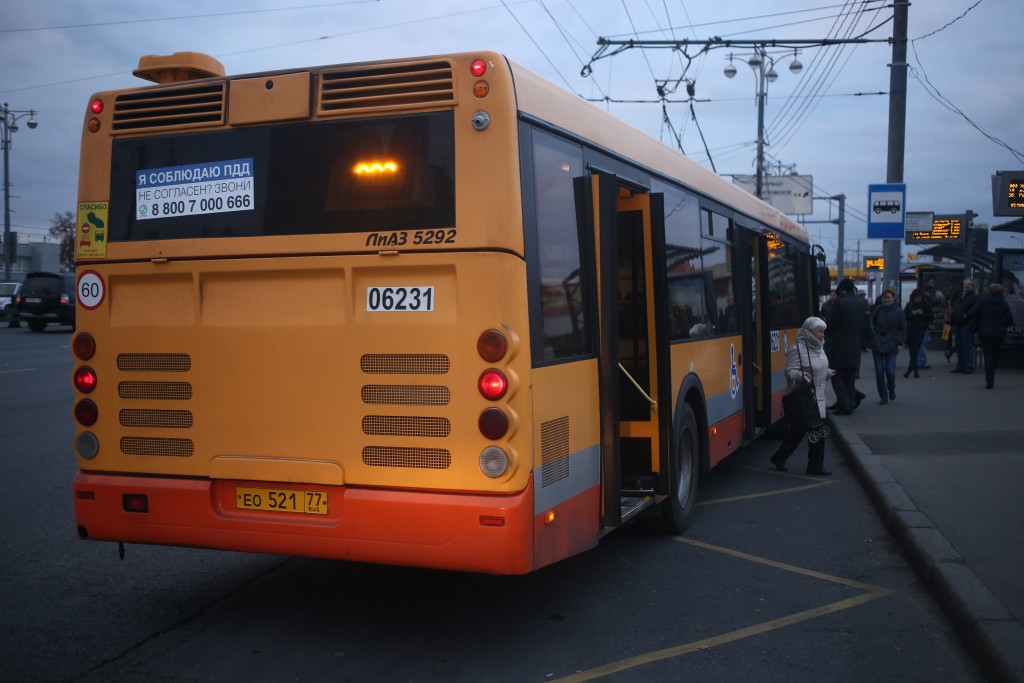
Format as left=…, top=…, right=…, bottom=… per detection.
left=71, top=51, right=553, bottom=574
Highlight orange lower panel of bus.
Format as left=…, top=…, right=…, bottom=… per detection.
left=73, top=471, right=598, bottom=575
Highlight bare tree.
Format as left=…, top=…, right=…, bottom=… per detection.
left=48, top=211, right=75, bottom=271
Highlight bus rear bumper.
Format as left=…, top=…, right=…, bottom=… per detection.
left=73, top=471, right=544, bottom=574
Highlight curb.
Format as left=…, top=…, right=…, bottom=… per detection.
left=829, top=415, right=1024, bottom=683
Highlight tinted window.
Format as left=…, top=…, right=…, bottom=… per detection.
left=766, top=241, right=802, bottom=328
left=530, top=131, right=590, bottom=360
left=700, top=237, right=737, bottom=336
left=654, top=180, right=706, bottom=341
left=109, top=112, right=455, bottom=241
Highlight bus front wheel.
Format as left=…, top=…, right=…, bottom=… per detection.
left=662, top=404, right=700, bottom=534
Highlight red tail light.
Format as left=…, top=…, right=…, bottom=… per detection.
left=478, top=407, right=509, bottom=440
left=60, top=294, right=70, bottom=305
left=123, top=494, right=148, bottom=513
left=75, top=399, right=98, bottom=426
left=74, top=366, right=97, bottom=393
left=73, top=333, right=96, bottom=360
left=478, top=370, right=508, bottom=401
left=470, top=59, right=487, bottom=77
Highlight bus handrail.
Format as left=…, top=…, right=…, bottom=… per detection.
left=618, top=363, right=657, bottom=411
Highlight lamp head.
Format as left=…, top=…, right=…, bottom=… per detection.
left=27, top=119, right=38, bottom=130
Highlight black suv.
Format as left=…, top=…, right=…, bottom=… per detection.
left=17, top=272, right=76, bottom=332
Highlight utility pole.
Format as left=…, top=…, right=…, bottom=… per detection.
left=882, top=1, right=909, bottom=292
left=801, top=194, right=845, bottom=280
left=962, top=209, right=977, bottom=280
left=835, top=194, right=846, bottom=280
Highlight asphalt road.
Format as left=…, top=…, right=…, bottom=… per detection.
left=0, top=326, right=985, bottom=682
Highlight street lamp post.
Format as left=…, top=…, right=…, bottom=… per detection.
left=2, top=102, right=39, bottom=282
left=724, top=48, right=801, bottom=200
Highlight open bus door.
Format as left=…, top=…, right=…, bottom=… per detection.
left=736, top=226, right=773, bottom=435
left=582, top=174, right=672, bottom=531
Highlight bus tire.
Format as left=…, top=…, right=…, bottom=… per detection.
left=662, top=404, right=700, bottom=534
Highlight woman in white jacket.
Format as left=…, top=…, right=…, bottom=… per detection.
left=770, top=316, right=835, bottom=475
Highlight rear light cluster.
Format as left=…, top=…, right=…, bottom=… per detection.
left=469, top=57, right=492, bottom=133
left=88, top=99, right=104, bottom=134
left=72, top=332, right=100, bottom=459
left=476, top=328, right=516, bottom=479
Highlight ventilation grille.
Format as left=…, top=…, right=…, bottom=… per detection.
left=360, top=354, right=450, bottom=375
left=540, top=417, right=570, bottom=487
left=119, top=381, right=193, bottom=400
left=362, top=446, right=451, bottom=470
left=118, top=353, right=192, bottom=372
left=113, top=83, right=225, bottom=132
left=319, top=61, right=455, bottom=115
left=120, top=409, right=194, bottom=429
left=361, top=385, right=450, bottom=406
left=362, top=415, right=450, bottom=438
left=121, top=436, right=195, bottom=458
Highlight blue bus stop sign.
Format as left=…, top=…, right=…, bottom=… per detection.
left=867, top=183, right=906, bottom=239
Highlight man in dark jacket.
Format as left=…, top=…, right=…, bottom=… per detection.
left=968, top=282, right=1015, bottom=389
left=949, top=279, right=979, bottom=374
left=826, top=278, right=870, bottom=414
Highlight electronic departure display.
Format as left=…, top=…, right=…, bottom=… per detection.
left=905, top=214, right=962, bottom=244
left=992, top=171, right=1024, bottom=217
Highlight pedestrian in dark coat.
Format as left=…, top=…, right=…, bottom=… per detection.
left=826, top=278, right=870, bottom=414
left=903, top=288, right=933, bottom=377
left=949, top=279, right=979, bottom=373
left=968, top=283, right=1015, bottom=389
left=870, top=288, right=907, bottom=404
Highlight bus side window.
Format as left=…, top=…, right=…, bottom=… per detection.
left=530, top=131, right=591, bottom=360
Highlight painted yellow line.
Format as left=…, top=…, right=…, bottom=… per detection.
left=697, top=464, right=837, bottom=507
left=551, top=591, right=889, bottom=682
left=550, top=538, right=894, bottom=682
left=673, top=536, right=894, bottom=594
left=697, top=479, right=835, bottom=507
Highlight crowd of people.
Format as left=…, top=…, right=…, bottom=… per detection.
left=771, top=275, right=1015, bottom=474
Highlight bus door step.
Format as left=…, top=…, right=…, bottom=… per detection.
left=620, top=496, right=654, bottom=523
left=620, top=474, right=656, bottom=497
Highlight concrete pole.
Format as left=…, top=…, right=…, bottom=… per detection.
left=755, top=65, right=766, bottom=200
left=962, top=209, right=977, bottom=280
left=835, top=194, right=846, bottom=281
left=882, top=1, right=909, bottom=292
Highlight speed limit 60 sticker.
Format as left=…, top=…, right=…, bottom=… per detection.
left=77, top=270, right=106, bottom=310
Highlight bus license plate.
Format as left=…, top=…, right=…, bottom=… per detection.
left=366, top=286, right=434, bottom=312
left=236, top=487, right=328, bottom=515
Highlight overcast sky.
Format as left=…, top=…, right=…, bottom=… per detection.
left=2, top=0, right=1022, bottom=263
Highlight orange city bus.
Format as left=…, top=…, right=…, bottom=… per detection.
left=71, top=50, right=819, bottom=575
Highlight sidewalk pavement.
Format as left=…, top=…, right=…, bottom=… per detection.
left=826, top=350, right=1024, bottom=683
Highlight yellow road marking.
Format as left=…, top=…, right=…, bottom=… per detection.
left=550, top=536, right=894, bottom=682
left=698, top=464, right=837, bottom=507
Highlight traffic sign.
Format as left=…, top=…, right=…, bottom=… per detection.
left=867, top=183, right=906, bottom=239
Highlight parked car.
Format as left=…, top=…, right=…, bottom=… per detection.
left=16, top=272, right=76, bottom=332
left=0, top=281, right=21, bottom=322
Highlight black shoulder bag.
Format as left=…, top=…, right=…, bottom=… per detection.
left=784, top=340, right=830, bottom=443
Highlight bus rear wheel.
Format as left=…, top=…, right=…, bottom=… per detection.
left=662, top=404, right=699, bottom=534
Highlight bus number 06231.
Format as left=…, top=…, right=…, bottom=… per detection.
left=366, top=286, right=434, bottom=312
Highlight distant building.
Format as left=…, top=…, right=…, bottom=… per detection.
left=5, top=241, right=63, bottom=278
